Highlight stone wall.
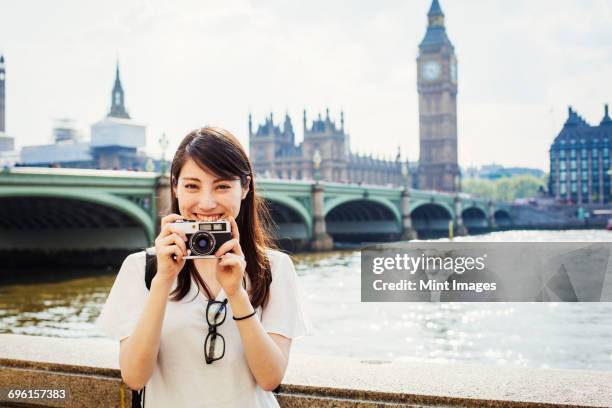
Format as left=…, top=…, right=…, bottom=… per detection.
left=1, top=334, right=611, bottom=407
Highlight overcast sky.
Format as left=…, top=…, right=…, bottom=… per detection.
left=1, top=0, right=611, bottom=171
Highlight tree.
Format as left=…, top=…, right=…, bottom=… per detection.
left=462, top=175, right=547, bottom=202
left=508, top=175, right=546, bottom=200
left=462, top=179, right=494, bottom=199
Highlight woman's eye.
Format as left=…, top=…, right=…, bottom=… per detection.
left=217, top=184, right=231, bottom=190
left=185, top=184, right=198, bottom=189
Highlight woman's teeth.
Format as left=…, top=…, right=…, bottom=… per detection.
left=196, top=214, right=222, bottom=221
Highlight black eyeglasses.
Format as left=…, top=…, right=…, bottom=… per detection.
left=204, top=298, right=228, bottom=364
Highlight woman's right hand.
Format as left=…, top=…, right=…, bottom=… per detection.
left=154, top=213, right=189, bottom=285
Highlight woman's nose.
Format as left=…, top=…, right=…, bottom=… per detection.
left=197, top=192, right=217, bottom=210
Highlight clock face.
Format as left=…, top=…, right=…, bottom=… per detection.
left=450, top=61, right=457, bottom=82
left=0, top=72, right=4, bottom=81
left=422, top=60, right=441, bottom=81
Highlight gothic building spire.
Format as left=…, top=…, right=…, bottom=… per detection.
left=284, top=111, right=293, bottom=133
left=428, top=0, right=444, bottom=19
left=108, top=61, right=130, bottom=119
left=601, top=104, right=612, bottom=126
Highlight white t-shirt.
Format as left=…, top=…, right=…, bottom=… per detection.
left=96, top=248, right=309, bottom=408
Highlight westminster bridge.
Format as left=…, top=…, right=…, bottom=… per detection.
left=0, top=168, right=513, bottom=256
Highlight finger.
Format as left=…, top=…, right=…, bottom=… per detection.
left=166, top=224, right=189, bottom=242
left=158, top=234, right=188, bottom=256
left=218, top=256, right=239, bottom=267
left=162, top=245, right=187, bottom=265
left=168, top=233, right=188, bottom=255
left=219, top=252, right=244, bottom=263
left=161, top=213, right=184, bottom=228
left=157, top=223, right=188, bottom=242
left=172, top=246, right=184, bottom=263
left=227, top=216, right=240, bottom=241
left=157, top=222, right=177, bottom=241
left=158, top=232, right=185, bottom=248
left=215, top=238, right=239, bottom=257
left=218, top=255, right=245, bottom=269
left=159, top=245, right=180, bottom=259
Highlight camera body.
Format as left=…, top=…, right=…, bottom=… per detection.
left=172, top=219, right=232, bottom=259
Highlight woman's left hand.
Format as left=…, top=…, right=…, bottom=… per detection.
left=215, top=216, right=247, bottom=298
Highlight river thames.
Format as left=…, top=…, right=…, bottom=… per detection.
left=1, top=230, right=611, bottom=372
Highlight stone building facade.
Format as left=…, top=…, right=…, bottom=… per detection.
left=249, top=109, right=408, bottom=186
left=549, top=105, right=612, bottom=204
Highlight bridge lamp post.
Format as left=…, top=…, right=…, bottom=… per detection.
left=453, top=172, right=467, bottom=236
left=401, top=161, right=409, bottom=188
left=159, top=133, right=169, bottom=175
left=400, top=161, right=418, bottom=240
left=145, top=158, right=154, bottom=172
left=454, top=172, right=462, bottom=194
left=313, top=149, right=322, bottom=183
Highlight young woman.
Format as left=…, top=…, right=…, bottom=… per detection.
left=96, top=127, right=309, bottom=407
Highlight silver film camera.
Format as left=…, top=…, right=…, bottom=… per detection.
left=172, top=219, right=232, bottom=259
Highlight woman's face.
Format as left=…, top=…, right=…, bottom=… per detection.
left=174, top=158, right=250, bottom=221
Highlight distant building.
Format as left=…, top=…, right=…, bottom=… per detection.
left=0, top=54, right=6, bottom=136
left=464, top=164, right=545, bottom=180
left=52, top=119, right=84, bottom=144
left=0, top=54, right=19, bottom=168
left=249, top=109, right=409, bottom=186
left=89, top=63, right=146, bottom=170
left=0, top=53, right=15, bottom=153
left=548, top=105, right=612, bottom=204
left=20, top=63, right=149, bottom=170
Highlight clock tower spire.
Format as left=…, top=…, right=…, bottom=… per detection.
left=108, top=61, right=130, bottom=119
left=417, top=0, right=459, bottom=192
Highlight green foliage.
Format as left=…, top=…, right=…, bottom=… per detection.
left=462, top=175, right=547, bottom=202
left=461, top=178, right=495, bottom=199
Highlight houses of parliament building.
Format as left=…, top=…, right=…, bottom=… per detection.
left=249, top=109, right=407, bottom=186
left=249, top=0, right=460, bottom=191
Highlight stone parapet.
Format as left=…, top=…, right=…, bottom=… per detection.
left=1, top=334, right=610, bottom=407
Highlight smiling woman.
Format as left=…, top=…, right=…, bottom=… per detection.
left=95, top=127, right=310, bottom=408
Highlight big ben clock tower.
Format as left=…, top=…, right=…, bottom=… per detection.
left=417, top=0, right=459, bottom=192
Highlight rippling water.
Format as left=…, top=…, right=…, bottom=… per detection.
left=1, top=229, right=612, bottom=371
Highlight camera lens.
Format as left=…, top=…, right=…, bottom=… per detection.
left=189, top=231, right=216, bottom=256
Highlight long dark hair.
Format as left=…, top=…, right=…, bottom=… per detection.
left=160, top=127, right=277, bottom=308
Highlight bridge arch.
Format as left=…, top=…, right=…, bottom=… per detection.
left=259, top=192, right=311, bottom=241
left=409, top=199, right=454, bottom=217
left=410, top=202, right=453, bottom=238
left=324, top=196, right=401, bottom=224
left=324, top=197, right=402, bottom=242
left=494, top=209, right=513, bottom=227
left=0, top=187, right=155, bottom=248
left=461, top=206, right=488, bottom=230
